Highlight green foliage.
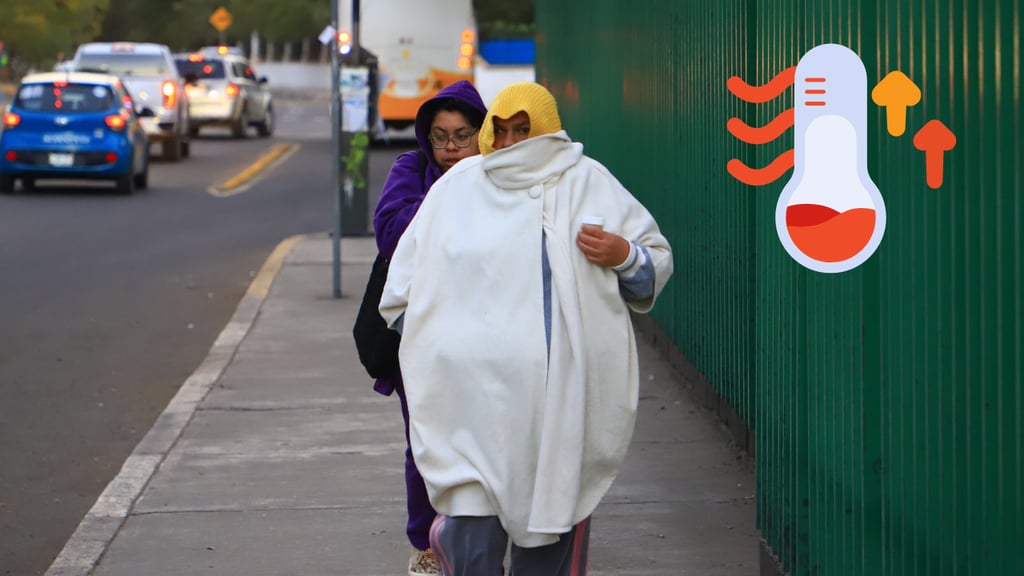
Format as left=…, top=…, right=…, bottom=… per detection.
left=232, top=0, right=330, bottom=44
left=0, top=0, right=110, bottom=67
left=477, top=20, right=534, bottom=41
left=0, top=0, right=535, bottom=68
left=472, top=0, right=533, bottom=26
left=473, top=0, right=534, bottom=40
left=98, top=0, right=331, bottom=50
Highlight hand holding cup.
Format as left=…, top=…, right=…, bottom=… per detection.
left=577, top=215, right=631, bottom=268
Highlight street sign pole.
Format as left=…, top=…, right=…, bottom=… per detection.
left=337, top=0, right=370, bottom=241
left=352, top=0, right=361, bottom=65
left=330, top=0, right=343, bottom=298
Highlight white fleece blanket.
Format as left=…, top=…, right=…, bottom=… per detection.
left=380, top=131, right=673, bottom=547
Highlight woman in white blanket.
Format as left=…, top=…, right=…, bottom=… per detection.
left=380, top=82, right=674, bottom=576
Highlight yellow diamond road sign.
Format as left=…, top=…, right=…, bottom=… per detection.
left=209, top=7, right=233, bottom=32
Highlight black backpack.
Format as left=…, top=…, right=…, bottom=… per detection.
left=352, top=151, right=427, bottom=379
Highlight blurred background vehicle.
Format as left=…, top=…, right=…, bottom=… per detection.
left=336, top=0, right=477, bottom=140
left=174, top=50, right=274, bottom=139
left=0, top=71, right=150, bottom=194
left=198, top=45, right=245, bottom=57
left=71, top=42, right=192, bottom=161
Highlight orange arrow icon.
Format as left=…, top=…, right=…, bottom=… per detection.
left=913, top=119, right=956, bottom=188
left=872, top=71, right=921, bottom=136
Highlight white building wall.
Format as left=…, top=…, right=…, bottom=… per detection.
left=472, top=60, right=536, bottom=108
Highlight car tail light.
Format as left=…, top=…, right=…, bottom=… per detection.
left=105, top=152, right=118, bottom=163
left=2, top=112, right=20, bottom=129
left=162, top=80, right=176, bottom=109
left=225, top=83, right=240, bottom=98
left=105, top=114, right=128, bottom=131
left=5, top=151, right=16, bottom=162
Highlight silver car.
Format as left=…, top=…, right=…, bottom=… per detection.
left=71, top=42, right=192, bottom=161
left=174, top=51, right=274, bottom=139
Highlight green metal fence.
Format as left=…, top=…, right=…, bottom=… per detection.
left=535, top=2, right=1022, bottom=575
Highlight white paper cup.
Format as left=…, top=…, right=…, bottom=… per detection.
left=580, top=215, right=605, bottom=230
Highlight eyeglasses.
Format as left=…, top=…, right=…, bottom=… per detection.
left=428, top=130, right=477, bottom=149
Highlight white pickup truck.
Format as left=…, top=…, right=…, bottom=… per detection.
left=72, top=42, right=193, bottom=161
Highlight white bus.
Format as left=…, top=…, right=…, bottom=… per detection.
left=337, top=0, right=477, bottom=132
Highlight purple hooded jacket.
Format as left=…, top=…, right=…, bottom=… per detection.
left=371, top=80, right=487, bottom=395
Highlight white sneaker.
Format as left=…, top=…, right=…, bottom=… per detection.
left=408, top=547, right=441, bottom=576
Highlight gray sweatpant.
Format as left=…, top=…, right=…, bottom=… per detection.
left=429, top=515, right=591, bottom=576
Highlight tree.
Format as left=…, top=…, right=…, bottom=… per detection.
left=473, top=0, right=534, bottom=40
left=232, top=0, right=330, bottom=44
left=0, top=0, right=109, bottom=68
left=21, top=0, right=536, bottom=66
left=97, top=0, right=330, bottom=53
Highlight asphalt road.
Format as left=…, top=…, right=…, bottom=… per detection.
left=0, top=96, right=414, bottom=576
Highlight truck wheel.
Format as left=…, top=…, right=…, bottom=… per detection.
left=256, top=106, right=274, bottom=137
left=163, top=136, right=182, bottom=161
left=231, top=109, right=249, bottom=139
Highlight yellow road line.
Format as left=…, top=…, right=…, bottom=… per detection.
left=246, top=235, right=304, bottom=299
left=209, top=142, right=299, bottom=197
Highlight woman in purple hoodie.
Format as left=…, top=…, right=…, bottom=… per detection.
left=372, top=80, right=487, bottom=576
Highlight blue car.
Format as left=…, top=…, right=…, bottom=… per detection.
left=0, top=72, right=150, bottom=194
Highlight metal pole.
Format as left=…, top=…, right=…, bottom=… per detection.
left=330, top=0, right=342, bottom=298
left=352, top=0, right=361, bottom=65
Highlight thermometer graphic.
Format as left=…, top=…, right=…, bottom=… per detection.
left=776, top=44, right=886, bottom=273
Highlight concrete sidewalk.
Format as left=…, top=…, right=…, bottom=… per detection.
left=46, top=233, right=758, bottom=576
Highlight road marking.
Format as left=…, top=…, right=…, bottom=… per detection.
left=208, top=142, right=299, bottom=197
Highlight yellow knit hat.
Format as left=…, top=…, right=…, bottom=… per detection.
left=479, top=82, right=563, bottom=156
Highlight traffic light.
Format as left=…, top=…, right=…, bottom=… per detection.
left=337, top=31, right=352, bottom=55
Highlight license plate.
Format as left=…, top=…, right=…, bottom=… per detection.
left=49, top=153, right=74, bottom=167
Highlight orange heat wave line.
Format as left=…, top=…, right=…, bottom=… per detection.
left=727, top=109, right=795, bottom=144
left=727, top=66, right=797, bottom=103
left=727, top=149, right=796, bottom=186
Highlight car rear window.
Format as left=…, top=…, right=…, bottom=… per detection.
left=75, top=53, right=168, bottom=77
left=15, top=83, right=115, bottom=113
left=175, top=59, right=227, bottom=80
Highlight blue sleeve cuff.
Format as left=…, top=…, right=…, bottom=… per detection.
left=616, top=244, right=656, bottom=302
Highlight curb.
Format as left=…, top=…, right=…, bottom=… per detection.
left=44, top=235, right=305, bottom=576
